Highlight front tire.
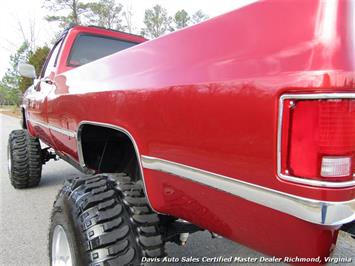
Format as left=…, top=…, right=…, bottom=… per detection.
left=7, top=129, right=42, bottom=188
left=49, top=174, right=165, bottom=266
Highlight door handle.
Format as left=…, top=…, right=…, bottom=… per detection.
left=43, top=78, right=54, bottom=85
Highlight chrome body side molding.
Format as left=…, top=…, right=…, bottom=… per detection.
left=141, top=155, right=355, bottom=226
left=28, top=118, right=76, bottom=138
left=28, top=115, right=355, bottom=225
left=277, top=93, right=355, bottom=188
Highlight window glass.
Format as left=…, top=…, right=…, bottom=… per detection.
left=43, top=40, right=62, bottom=78
left=68, top=34, right=138, bottom=66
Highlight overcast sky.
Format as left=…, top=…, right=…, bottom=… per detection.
left=0, top=0, right=256, bottom=77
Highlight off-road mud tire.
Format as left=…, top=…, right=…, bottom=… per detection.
left=49, top=174, right=165, bottom=266
left=7, top=129, right=42, bottom=188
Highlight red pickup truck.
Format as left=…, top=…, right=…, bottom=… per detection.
left=7, top=0, right=354, bottom=265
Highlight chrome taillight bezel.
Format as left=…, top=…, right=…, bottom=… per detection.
left=277, top=93, right=355, bottom=188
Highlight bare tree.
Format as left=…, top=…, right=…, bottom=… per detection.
left=16, top=17, right=39, bottom=52
left=123, top=2, right=135, bottom=33
left=1, top=13, right=40, bottom=57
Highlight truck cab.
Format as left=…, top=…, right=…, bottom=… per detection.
left=21, top=26, right=147, bottom=160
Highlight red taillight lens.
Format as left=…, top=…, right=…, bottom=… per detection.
left=281, top=98, right=355, bottom=182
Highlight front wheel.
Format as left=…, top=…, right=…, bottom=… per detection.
left=49, top=174, right=165, bottom=266
left=7, top=129, right=42, bottom=188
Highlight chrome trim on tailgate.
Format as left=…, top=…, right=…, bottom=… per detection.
left=141, top=155, right=355, bottom=226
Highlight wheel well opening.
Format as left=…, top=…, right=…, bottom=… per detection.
left=79, top=124, right=140, bottom=180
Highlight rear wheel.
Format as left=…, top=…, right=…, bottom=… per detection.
left=49, top=173, right=165, bottom=266
left=7, top=129, right=42, bottom=188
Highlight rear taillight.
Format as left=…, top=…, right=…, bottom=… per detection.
left=279, top=95, right=355, bottom=186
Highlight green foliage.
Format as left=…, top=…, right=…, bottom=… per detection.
left=6, top=88, right=22, bottom=106
left=0, top=86, right=8, bottom=106
left=2, top=43, right=30, bottom=90
left=142, top=5, right=172, bottom=38
left=192, top=10, right=209, bottom=24
left=86, top=0, right=124, bottom=30
left=43, top=0, right=89, bottom=28
left=19, top=46, right=50, bottom=93
left=0, top=44, right=50, bottom=106
left=173, top=9, right=190, bottom=30
left=46, top=15, right=76, bottom=29
left=141, top=6, right=209, bottom=38
left=0, top=42, right=31, bottom=106
left=29, top=46, right=51, bottom=76
left=0, top=83, right=21, bottom=106
left=43, top=1, right=209, bottom=37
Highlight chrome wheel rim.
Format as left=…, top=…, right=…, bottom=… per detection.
left=52, top=225, right=73, bottom=266
left=7, top=144, right=12, bottom=177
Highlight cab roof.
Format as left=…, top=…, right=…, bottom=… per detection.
left=59, top=25, right=148, bottom=44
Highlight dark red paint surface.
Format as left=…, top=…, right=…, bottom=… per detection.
left=24, top=0, right=355, bottom=263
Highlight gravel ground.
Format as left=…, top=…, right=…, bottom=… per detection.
left=0, top=113, right=354, bottom=266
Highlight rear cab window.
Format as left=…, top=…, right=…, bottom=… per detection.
left=67, top=34, right=139, bottom=67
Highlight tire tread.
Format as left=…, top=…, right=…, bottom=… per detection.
left=50, top=174, right=165, bottom=266
left=8, top=129, right=42, bottom=188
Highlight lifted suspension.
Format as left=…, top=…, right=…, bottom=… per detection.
left=41, top=148, right=58, bottom=165
left=161, top=218, right=203, bottom=246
